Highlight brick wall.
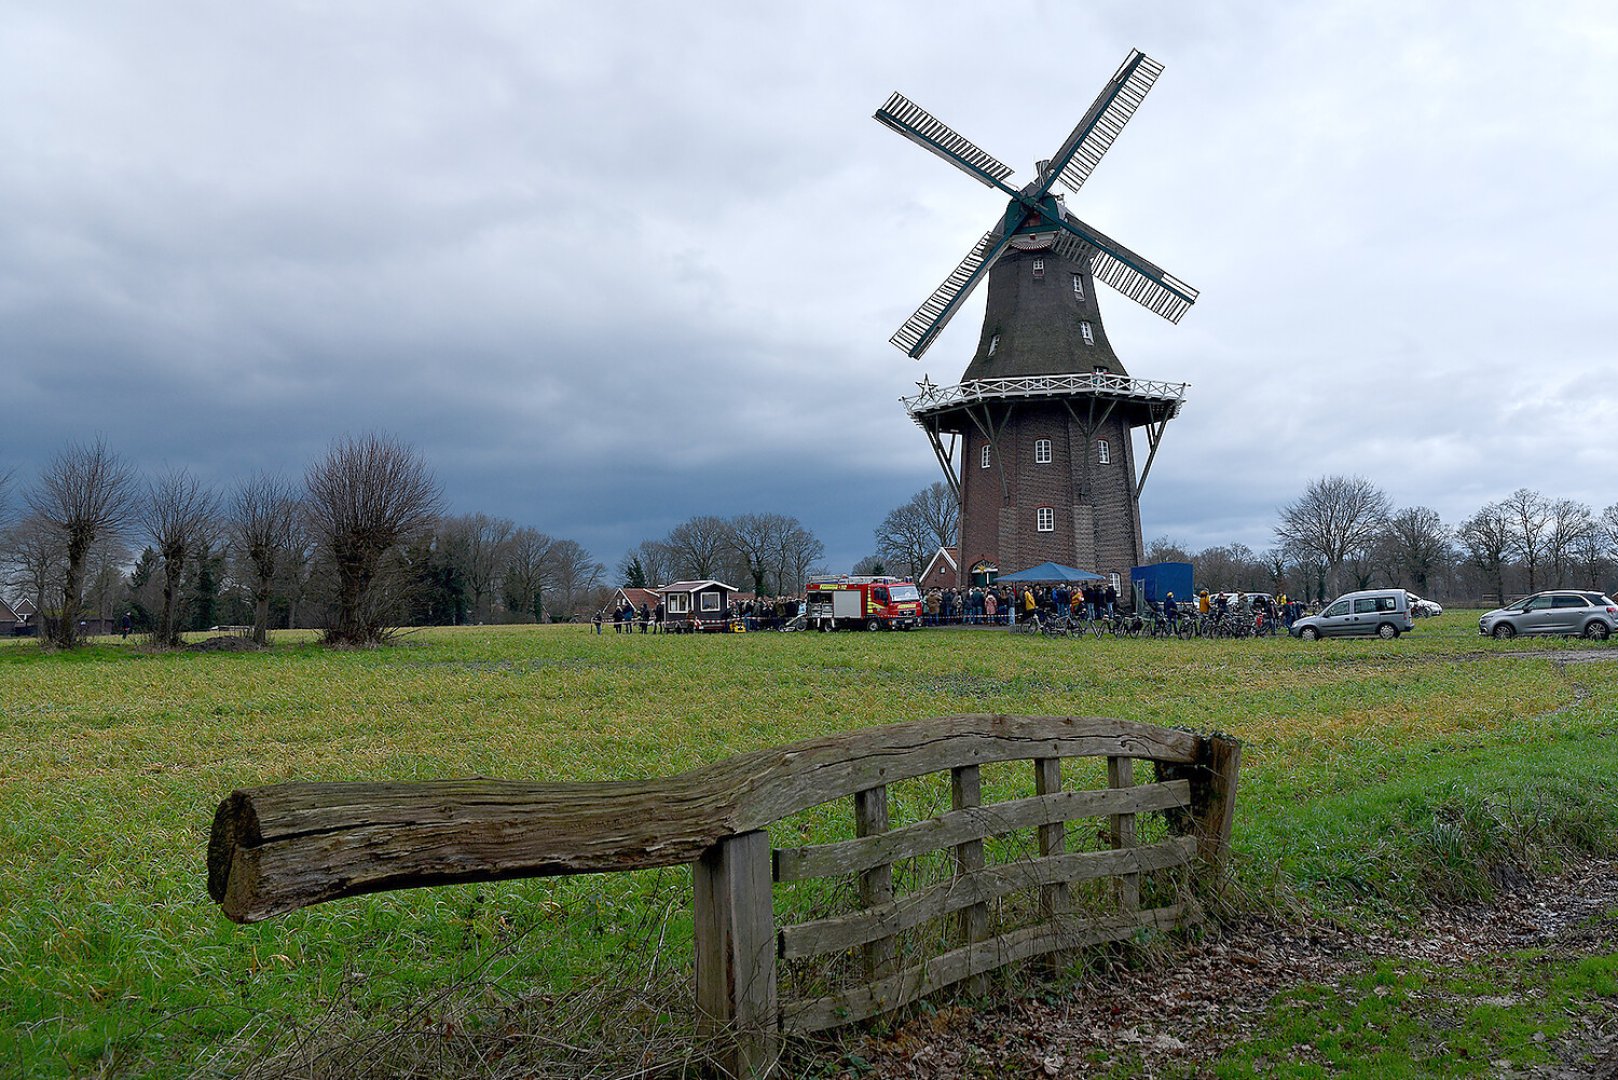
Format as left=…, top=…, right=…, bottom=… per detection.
left=957, top=402, right=1143, bottom=586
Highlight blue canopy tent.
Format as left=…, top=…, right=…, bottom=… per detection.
left=995, top=561, right=1103, bottom=583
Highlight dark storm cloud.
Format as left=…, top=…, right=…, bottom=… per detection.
left=3, top=1, right=1617, bottom=573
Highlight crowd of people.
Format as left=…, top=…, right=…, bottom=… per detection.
left=929, top=582, right=1121, bottom=625
left=594, top=584, right=1318, bottom=634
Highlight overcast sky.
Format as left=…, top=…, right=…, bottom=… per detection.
left=4, top=1, right=1616, bottom=574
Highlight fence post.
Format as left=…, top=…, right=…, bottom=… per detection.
left=1194, top=734, right=1241, bottom=885
left=1152, top=733, right=1240, bottom=895
left=1033, top=757, right=1071, bottom=973
left=854, top=785, right=900, bottom=980
left=1106, top=756, right=1139, bottom=912
left=694, top=830, right=778, bottom=1079
left=950, top=765, right=989, bottom=996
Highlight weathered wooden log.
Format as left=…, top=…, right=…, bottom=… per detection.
left=209, top=714, right=1202, bottom=922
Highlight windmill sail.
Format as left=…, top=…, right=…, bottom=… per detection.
left=1040, top=50, right=1164, bottom=199
left=1051, top=221, right=1198, bottom=324
left=874, top=93, right=1017, bottom=192
left=889, top=230, right=1014, bottom=358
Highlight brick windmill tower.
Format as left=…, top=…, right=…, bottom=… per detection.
left=876, top=50, right=1198, bottom=587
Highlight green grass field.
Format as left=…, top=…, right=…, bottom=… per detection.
left=4, top=617, right=1618, bottom=1077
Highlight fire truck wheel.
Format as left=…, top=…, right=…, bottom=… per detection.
left=819, top=619, right=833, bottom=633
left=866, top=618, right=882, bottom=632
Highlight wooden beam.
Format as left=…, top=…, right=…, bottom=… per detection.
left=778, top=837, right=1194, bottom=960
left=1034, top=758, right=1069, bottom=973
left=781, top=904, right=1186, bottom=1034
left=1135, top=412, right=1171, bottom=498
left=951, top=765, right=989, bottom=997
left=774, top=780, right=1189, bottom=882
left=854, top=786, right=899, bottom=980
left=1108, top=756, right=1139, bottom=912
left=695, top=830, right=779, bottom=1078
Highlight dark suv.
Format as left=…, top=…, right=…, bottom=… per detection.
left=1478, top=591, right=1618, bottom=640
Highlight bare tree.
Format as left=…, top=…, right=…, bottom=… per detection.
left=26, top=438, right=138, bottom=648
left=874, top=484, right=957, bottom=580
left=664, top=515, right=730, bottom=581
left=230, top=473, right=301, bottom=645
left=618, top=539, right=675, bottom=589
left=1144, top=537, right=1192, bottom=564
left=279, top=515, right=317, bottom=630
left=1545, top=498, right=1596, bottom=590
left=86, top=537, right=131, bottom=627
left=1458, top=501, right=1513, bottom=605
left=440, top=512, right=514, bottom=623
left=543, top=538, right=604, bottom=620
left=502, top=526, right=554, bottom=622
left=1274, top=475, right=1390, bottom=598
left=1192, top=542, right=1267, bottom=594
left=1571, top=526, right=1609, bottom=591
left=4, top=513, right=65, bottom=615
left=727, top=513, right=792, bottom=596
left=772, top=518, right=824, bottom=595
left=143, top=468, right=219, bottom=647
left=1501, top=488, right=1553, bottom=593
left=1384, top=506, right=1452, bottom=596
left=304, top=433, right=442, bottom=646
left=1600, top=503, right=1618, bottom=585
left=910, top=482, right=959, bottom=551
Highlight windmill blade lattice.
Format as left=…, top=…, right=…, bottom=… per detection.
left=874, top=93, right=1017, bottom=192
left=1039, top=50, right=1164, bottom=199
left=1050, top=224, right=1199, bottom=324
left=890, top=230, right=1014, bottom=357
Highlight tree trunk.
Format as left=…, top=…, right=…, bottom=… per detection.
left=254, top=591, right=270, bottom=646
left=160, top=561, right=184, bottom=647
left=55, top=535, right=91, bottom=648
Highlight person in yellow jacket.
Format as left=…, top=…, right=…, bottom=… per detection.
left=1198, top=589, right=1211, bottom=615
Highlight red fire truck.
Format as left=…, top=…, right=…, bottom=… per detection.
left=805, top=575, right=922, bottom=631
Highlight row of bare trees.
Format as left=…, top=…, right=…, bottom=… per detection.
left=0, top=434, right=605, bottom=648
left=406, top=513, right=604, bottom=627
left=617, top=512, right=826, bottom=597
left=1146, top=476, right=1618, bottom=603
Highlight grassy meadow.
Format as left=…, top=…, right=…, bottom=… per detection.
left=4, top=616, right=1618, bottom=1076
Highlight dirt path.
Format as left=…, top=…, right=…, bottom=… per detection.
left=841, top=859, right=1618, bottom=1078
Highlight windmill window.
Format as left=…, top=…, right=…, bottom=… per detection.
left=1080, top=320, right=1095, bottom=346
left=1032, top=258, right=1045, bottom=278
left=987, top=334, right=1000, bottom=356
left=1034, top=438, right=1052, bottom=464
left=981, top=444, right=992, bottom=469
left=1097, top=439, right=1111, bottom=465
left=1071, top=274, right=1085, bottom=300
left=1036, top=506, right=1055, bottom=532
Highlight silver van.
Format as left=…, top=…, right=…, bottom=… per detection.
left=1290, top=589, right=1414, bottom=640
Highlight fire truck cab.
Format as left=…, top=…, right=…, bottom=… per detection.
left=805, top=575, right=922, bottom=631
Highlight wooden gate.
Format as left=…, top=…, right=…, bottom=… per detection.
left=209, top=714, right=1238, bottom=1077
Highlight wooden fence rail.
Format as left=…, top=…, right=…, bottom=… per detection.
left=208, top=714, right=1239, bottom=1078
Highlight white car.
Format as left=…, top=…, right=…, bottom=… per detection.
left=1406, top=594, right=1443, bottom=617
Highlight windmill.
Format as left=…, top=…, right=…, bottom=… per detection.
left=880, top=49, right=1198, bottom=588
